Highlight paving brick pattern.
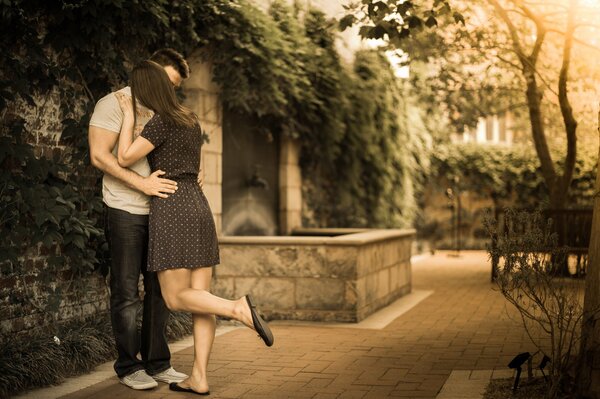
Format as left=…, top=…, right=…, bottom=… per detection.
left=60, top=251, right=530, bottom=398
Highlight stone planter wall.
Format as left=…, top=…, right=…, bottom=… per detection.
left=213, top=229, right=414, bottom=322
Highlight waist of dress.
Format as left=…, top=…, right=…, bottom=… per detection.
left=168, top=174, right=198, bottom=183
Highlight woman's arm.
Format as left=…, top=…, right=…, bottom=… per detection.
left=116, top=93, right=155, bottom=167
left=89, top=125, right=176, bottom=197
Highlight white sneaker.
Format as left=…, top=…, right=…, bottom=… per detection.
left=151, top=367, right=188, bottom=384
left=120, top=369, right=158, bottom=390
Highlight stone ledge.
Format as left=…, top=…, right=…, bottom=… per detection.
left=292, top=227, right=370, bottom=236
left=330, top=229, right=416, bottom=245
left=218, top=228, right=415, bottom=246
left=261, top=309, right=359, bottom=323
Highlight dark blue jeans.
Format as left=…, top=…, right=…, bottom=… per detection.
left=105, top=206, right=171, bottom=378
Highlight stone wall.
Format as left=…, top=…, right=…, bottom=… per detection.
left=184, top=55, right=307, bottom=237
left=212, top=229, right=414, bottom=322
left=0, top=245, right=108, bottom=336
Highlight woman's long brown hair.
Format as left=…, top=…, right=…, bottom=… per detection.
left=131, top=60, right=197, bottom=128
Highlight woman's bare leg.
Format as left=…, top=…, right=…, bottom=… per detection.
left=186, top=267, right=215, bottom=393
left=157, top=268, right=254, bottom=328
left=157, top=267, right=255, bottom=392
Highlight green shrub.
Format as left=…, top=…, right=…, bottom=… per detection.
left=432, top=143, right=597, bottom=208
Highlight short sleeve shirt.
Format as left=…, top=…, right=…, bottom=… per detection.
left=89, top=87, right=154, bottom=215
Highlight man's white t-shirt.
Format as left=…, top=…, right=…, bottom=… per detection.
left=89, top=87, right=155, bottom=215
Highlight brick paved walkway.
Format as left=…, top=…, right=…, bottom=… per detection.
left=59, top=251, right=530, bottom=399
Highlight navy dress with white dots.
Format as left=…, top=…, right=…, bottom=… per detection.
left=140, top=114, right=220, bottom=272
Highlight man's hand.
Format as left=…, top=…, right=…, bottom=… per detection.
left=141, top=170, right=178, bottom=198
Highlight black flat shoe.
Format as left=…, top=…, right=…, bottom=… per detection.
left=169, top=382, right=210, bottom=395
left=246, top=294, right=274, bottom=347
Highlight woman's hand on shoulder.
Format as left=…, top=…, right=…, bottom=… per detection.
left=115, top=92, right=134, bottom=124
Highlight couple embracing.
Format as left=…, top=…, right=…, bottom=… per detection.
left=89, top=48, right=273, bottom=395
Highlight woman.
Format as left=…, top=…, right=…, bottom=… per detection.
left=116, top=60, right=274, bottom=396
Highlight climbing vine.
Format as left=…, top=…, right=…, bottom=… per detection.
left=300, top=41, right=431, bottom=228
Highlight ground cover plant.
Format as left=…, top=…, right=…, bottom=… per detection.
left=0, top=311, right=193, bottom=398
left=483, top=377, right=569, bottom=399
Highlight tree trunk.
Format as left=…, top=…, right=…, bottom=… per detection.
left=577, top=106, right=600, bottom=399
left=524, top=72, right=559, bottom=205
left=550, top=0, right=578, bottom=276
left=556, top=1, right=578, bottom=207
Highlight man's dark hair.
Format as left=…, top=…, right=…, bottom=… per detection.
left=149, top=48, right=190, bottom=79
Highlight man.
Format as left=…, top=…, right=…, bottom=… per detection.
left=89, top=48, right=190, bottom=390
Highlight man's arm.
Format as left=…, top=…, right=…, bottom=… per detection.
left=89, top=126, right=177, bottom=198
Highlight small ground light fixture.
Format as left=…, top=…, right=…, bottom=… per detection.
left=539, top=355, right=551, bottom=382
left=508, top=352, right=531, bottom=391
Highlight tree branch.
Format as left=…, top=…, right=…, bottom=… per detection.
left=514, top=0, right=547, bottom=62
left=489, top=0, right=527, bottom=63
left=546, top=29, right=600, bottom=53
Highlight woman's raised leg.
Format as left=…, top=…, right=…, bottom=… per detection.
left=157, top=268, right=254, bottom=328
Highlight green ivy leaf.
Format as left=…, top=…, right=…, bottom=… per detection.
left=425, top=16, right=437, bottom=28
left=338, top=14, right=356, bottom=31
left=453, top=12, right=465, bottom=25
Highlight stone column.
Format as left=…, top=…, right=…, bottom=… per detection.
left=183, top=54, right=223, bottom=234
left=279, top=137, right=302, bottom=235
left=492, top=115, right=500, bottom=143
left=476, top=117, right=486, bottom=143
left=505, top=111, right=515, bottom=144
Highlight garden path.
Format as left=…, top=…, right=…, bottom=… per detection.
left=31, top=251, right=531, bottom=398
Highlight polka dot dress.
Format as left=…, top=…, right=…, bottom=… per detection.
left=140, top=114, right=220, bottom=272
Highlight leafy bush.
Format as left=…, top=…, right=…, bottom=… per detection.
left=420, top=143, right=597, bottom=251
left=302, top=46, right=431, bottom=229
left=0, top=115, right=106, bottom=314
left=486, top=210, right=591, bottom=398
left=433, top=143, right=597, bottom=208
